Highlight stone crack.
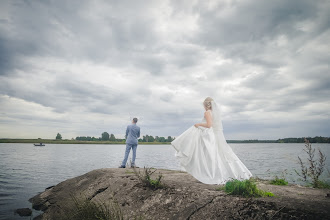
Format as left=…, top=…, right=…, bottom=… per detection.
left=186, top=196, right=219, bottom=220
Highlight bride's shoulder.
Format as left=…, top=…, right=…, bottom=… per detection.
left=204, top=110, right=212, bottom=115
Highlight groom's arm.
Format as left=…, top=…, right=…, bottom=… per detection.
left=137, top=128, right=140, bottom=138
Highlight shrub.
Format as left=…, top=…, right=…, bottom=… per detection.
left=295, top=138, right=328, bottom=188
left=223, top=179, right=274, bottom=197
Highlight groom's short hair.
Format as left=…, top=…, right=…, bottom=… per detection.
left=133, top=118, right=138, bottom=123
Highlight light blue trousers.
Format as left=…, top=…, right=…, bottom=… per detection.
left=121, top=144, right=137, bottom=166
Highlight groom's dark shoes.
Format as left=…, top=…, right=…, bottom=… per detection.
left=118, top=165, right=125, bottom=168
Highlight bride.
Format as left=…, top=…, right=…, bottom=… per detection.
left=171, top=97, right=252, bottom=184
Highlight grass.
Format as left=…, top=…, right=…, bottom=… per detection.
left=307, top=180, right=330, bottom=189
left=218, top=179, right=274, bottom=197
left=133, top=167, right=165, bottom=190
left=270, top=176, right=288, bottom=185
left=65, top=195, right=124, bottom=220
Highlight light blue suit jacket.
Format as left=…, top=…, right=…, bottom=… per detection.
left=125, top=124, right=140, bottom=145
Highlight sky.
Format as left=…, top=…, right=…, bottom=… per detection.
left=0, top=0, right=329, bottom=140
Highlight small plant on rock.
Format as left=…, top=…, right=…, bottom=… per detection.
left=268, top=169, right=289, bottom=185
left=295, top=138, right=328, bottom=188
left=222, top=179, right=274, bottom=197
left=270, top=176, right=288, bottom=186
left=133, top=167, right=164, bottom=189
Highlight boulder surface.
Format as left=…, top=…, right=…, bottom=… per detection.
left=29, top=168, right=330, bottom=219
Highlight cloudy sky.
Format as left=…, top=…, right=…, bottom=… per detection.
left=0, top=0, right=329, bottom=140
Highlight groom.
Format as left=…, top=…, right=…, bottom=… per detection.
left=119, top=118, right=140, bottom=168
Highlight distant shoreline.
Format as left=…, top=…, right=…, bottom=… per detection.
left=1, top=138, right=329, bottom=144
left=0, top=139, right=169, bottom=145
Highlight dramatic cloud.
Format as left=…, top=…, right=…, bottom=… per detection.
left=0, top=0, right=329, bottom=139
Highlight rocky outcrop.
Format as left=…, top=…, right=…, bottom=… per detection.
left=29, top=168, right=330, bottom=219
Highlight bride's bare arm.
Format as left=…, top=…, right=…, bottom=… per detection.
left=194, top=111, right=212, bottom=128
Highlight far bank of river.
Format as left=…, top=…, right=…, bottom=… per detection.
left=2, top=138, right=330, bottom=144
left=0, top=139, right=170, bottom=144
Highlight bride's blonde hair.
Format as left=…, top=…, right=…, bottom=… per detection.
left=203, top=97, right=213, bottom=110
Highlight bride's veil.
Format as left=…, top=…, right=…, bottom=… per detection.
left=211, top=101, right=223, bottom=132
left=211, top=100, right=236, bottom=153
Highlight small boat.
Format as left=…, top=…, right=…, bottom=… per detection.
left=34, top=143, right=45, bottom=146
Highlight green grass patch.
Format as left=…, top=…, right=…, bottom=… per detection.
left=270, top=176, right=288, bottom=185
left=263, top=191, right=275, bottom=197
left=219, top=179, right=274, bottom=197
left=65, top=195, right=124, bottom=220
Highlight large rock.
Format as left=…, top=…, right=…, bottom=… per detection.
left=29, top=168, right=330, bottom=219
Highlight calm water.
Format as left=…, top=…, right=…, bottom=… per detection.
left=0, top=143, right=329, bottom=220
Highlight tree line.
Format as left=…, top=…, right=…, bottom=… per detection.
left=277, top=136, right=330, bottom=143
left=139, top=135, right=174, bottom=142
left=75, top=132, right=122, bottom=141
left=227, top=136, right=330, bottom=143
left=59, top=132, right=329, bottom=143
left=74, top=132, right=174, bottom=143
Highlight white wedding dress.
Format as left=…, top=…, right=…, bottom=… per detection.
left=171, top=101, right=252, bottom=184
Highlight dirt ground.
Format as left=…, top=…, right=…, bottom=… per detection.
left=30, top=168, right=330, bottom=219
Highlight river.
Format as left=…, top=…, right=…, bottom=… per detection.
left=0, top=143, right=329, bottom=220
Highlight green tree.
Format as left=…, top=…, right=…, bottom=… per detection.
left=56, top=133, right=62, bottom=140
left=109, top=134, right=116, bottom=141
left=148, top=135, right=155, bottom=142
left=101, top=132, right=110, bottom=141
